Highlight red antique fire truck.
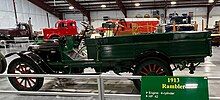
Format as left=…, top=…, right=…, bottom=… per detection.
left=42, top=19, right=78, bottom=39
left=96, top=18, right=159, bottom=36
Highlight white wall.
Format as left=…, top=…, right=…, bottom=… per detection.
left=127, top=9, right=165, bottom=18
left=0, top=0, right=58, bottom=31
left=209, top=6, right=220, bottom=28
left=1, top=0, right=220, bottom=32
left=64, top=13, right=87, bottom=32
left=64, top=11, right=124, bottom=31
left=0, top=0, right=16, bottom=28
left=90, top=11, right=124, bottom=28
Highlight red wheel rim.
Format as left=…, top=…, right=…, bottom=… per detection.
left=139, top=64, right=165, bottom=76
left=13, top=64, right=37, bottom=89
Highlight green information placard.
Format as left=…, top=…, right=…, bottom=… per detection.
left=141, top=76, right=209, bottom=100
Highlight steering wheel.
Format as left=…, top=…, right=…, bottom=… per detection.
left=80, top=21, right=95, bottom=38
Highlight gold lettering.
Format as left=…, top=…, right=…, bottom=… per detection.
left=162, top=84, right=167, bottom=89
left=167, top=78, right=180, bottom=83
left=170, top=85, right=174, bottom=89
left=161, top=84, right=185, bottom=89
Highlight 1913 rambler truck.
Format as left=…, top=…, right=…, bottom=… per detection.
left=1, top=23, right=211, bottom=91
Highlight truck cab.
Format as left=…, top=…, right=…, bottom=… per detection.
left=43, top=19, right=78, bottom=39
left=0, top=23, right=33, bottom=40
left=16, top=23, right=32, bottom=37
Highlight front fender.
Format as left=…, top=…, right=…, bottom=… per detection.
left=0, top=53, right=7, bottom=74
left=6, top=51, right=54, bottom=74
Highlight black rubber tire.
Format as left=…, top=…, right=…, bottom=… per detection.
left=7, top=58, right=44, bottom=91
left=133, top=58, right=173, bottom=92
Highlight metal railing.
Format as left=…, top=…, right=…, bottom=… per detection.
left=0, top=74, right=219, bottom=100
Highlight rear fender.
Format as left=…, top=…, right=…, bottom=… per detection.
left=5, top=51, right=54, bottom=74
left=135, top=50, right=172, bottom=65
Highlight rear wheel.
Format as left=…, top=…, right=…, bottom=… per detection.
left=7, top=58, right=44, bottom=91
left=133, top=58, right=173, bottom=91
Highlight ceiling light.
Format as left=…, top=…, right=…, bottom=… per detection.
left=171, top=1, right=177, bottom=5
left=209, top=0, right=214, bottom=3
left=101, top=5, right=106, bottom=8
left=69, top=6, right=74, bottom=9
left=134, top=3, right=140, bottom=7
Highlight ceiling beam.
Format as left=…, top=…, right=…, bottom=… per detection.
left=75, top=0, right=207, bottom=3
left=86, top=5, right=210, bottom=11
left=79, top=1, right=209, bottom=6
left=207, top=0, right=218, bottom=28
left=116, top=0, right=127, bottom=17
left=27, top=0, right=63, bottom=19
left=78, top=0, right=115, bottom=3
left=66, top=0, right=91, bottom=23
left=51, top=2, right=211, bottom=8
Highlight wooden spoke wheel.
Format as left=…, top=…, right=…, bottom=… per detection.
left=7, top=58, right=44, bottom=91
left=133, top=58, right=173, bottom=92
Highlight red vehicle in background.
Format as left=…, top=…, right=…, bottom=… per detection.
left=42, top=19, right=78, bottom=39
left=97, top=18, right=159, bottom=36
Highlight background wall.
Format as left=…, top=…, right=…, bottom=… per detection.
left=0, top=0, right=58, bottom=31
left=127, top=9, right=165, bottom=18
left=65, top=8, right=210, bottom=32
left=64, top=13, right=87, bottom=32
left=90, top=11, right=124, bottom=28
left=209, top=6, right=220, bottom=28
left=65, top=6, right=220, bottom=32
left=167, top=7, right=207, bottom=31
left=1, top=0, right=218, bottom=32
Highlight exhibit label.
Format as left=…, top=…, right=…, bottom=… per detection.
left=141, top=76, right=208, bottom=100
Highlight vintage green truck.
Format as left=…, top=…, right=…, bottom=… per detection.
left=3, top=31, right=211, bottom=91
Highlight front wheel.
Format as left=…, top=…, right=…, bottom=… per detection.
left=7, top=58, right=44, bottom=91
left=133, top=58, right=173, bottom=91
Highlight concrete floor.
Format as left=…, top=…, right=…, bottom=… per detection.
left=0, top=44, right=220, bottom=100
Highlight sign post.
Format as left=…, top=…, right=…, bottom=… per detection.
left=141, top=76, right=209, bottom=100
